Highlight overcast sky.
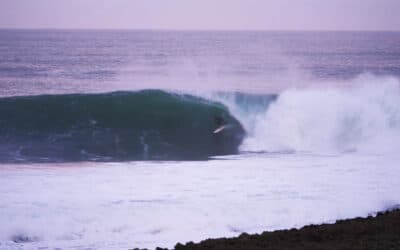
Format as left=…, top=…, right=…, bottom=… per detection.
left=0, top=0, right=399, bottom=31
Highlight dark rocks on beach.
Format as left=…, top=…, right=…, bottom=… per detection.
left=133, top=209, right=400, bottom=250
left=174, top=209, right=400, bottom=250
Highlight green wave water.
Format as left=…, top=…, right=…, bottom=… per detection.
left=0, top=90, right=245, bottom=162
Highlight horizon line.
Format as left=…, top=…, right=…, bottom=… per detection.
left=0, top=27, right=399, bottom=33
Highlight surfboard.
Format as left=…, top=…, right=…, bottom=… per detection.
left=213, top=125, right=226, bottom=134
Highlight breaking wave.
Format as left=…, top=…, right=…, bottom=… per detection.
left=1, top=74, right=399, bottom=162
left=0, top=90, right=245, bottom=162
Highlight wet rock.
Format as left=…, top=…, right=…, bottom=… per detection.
left=170, top=209, right=400, bottom=250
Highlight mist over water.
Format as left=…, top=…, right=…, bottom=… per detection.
left=1, top=30, right=400, bottom=96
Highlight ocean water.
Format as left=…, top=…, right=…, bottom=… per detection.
left=0, top=30, right=400, bottom=249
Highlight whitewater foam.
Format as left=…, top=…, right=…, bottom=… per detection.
left=1, top=152, right=400, bottom=249
left=238, top=74, right=400, bottom=154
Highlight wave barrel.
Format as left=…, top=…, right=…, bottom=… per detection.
left=0, top=90, right=245, bottom=162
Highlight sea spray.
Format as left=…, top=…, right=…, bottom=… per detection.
left=239, top=74, right=400, bottom=154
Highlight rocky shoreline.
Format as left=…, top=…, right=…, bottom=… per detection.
left=134, top=209, right=400, bottom=250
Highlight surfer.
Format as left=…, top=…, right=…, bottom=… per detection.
left=215, top=115, right=224, bottom=126
left=213, top=115, right=226, bottom=134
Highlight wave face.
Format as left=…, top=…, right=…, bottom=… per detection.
left=240, top=75, right=400, bottom=154
left=0, top=90, right=245, bottom=162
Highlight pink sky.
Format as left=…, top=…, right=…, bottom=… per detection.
left=1, top=0, right=399, bottom=30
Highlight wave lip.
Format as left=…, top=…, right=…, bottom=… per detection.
left=0, top=90, right=245, bottom=162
